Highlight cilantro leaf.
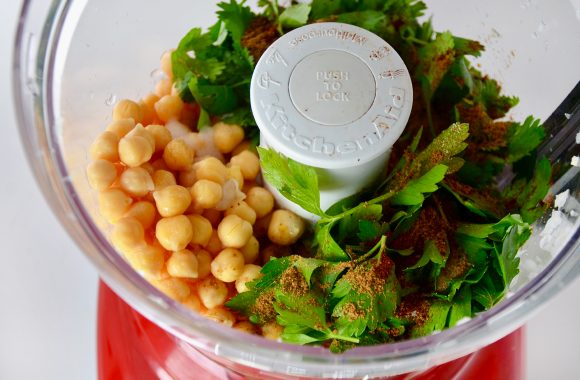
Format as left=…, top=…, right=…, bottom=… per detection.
left=257, top=147, right=325, bottom=216
left=279, top=4, right=311, bottom=28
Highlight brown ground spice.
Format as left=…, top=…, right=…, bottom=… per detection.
left=241, top=16, right=280, bottom=62
left=435, top=244, right=471, bottom=292
left=395, top=295, right=431, bottom=327
left=391, top=206, right=451, bottom=254
left=279, top=266, right=309, bottom=297
left=253, top=288, right=277, bottom=322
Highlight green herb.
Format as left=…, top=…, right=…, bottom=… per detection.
left=175, top=0, right=554, bottom=352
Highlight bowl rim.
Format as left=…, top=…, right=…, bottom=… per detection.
left=12, top=0, right=580, bottom=377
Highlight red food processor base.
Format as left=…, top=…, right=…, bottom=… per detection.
left=97, top=281, right=525, bottom=380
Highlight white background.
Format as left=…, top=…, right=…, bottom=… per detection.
left=0, top=1, right=579, bottom=380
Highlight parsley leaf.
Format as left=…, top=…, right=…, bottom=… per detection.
left=257, top=147, right=326, bottom=217
left=217, top=0, right=254, bottom=50
left=279, top=4, right=311, bottom=28
left=391, top=164, right=448, bottom=206
left=331, top=239, right=400, bottom=337
left=506, top=116, right=546, bottom=163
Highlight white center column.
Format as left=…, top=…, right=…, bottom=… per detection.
left=250, top=22, right=413, bottom=221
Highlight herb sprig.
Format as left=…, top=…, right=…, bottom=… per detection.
left=174, top=0, right=552, bottom=351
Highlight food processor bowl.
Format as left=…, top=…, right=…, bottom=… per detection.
left=13, top=0, right=580, bottom=378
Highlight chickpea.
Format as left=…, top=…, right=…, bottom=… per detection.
left=227, top=165, right=244, bottom=189
left=203, top=307, right=235, bottom=327
left=152, top=277, right=190, bottom=301
left=197, top=276, right=228, bottom=309
left=86, top=159, right=117, bottom=190
left=225, top=201, right=257, bottom=225
left=240, top=236, right=260, bottom=264
left=187, top=214, right=213, bottom=247
left=213, top=122, right=244, bottom=153
left=230, top=151, right=260, bottom=181
left=217, top=214, right=253, bottom=248
left=90, top=131, right=119, bottom=162
left=156, top=215, right=193, bottom=251
left=233, top=321, right=258, bottom=334
left=145, top=124, right=172, bottom=153
left=261, top=322, right=283, bottom=340
left=211, top=248, right=245, bottom=282
left=163, top=139, right=194, bottom=171
left=245, top=187, right=274, bottom=218
left=113, top=99, right=143, bottom=123
left=178, top=169, right=197, bottom=187
left=99, top=189, right=133, bottom=223
left=106, top=118, right=135, bottom=138
left=119, top=167, right=154, bottom=197
left=151, top=158, right=169, bottom=171
left=140, top=93, right=160, bottom=125
left=111, top=217, right=145, bottom=254
left=124, top=201, right=157, bottom=229
left=268, top=210, right=305, bottom=246
left=182, top=293, right=202, bottom=313
left=123, top=243, right=165, bottom=279
left=140, top=162, right=155, bottom=175
left=205, top=230, right=223, bottom=256
left=195, top=249, right=212, bottom=279
left=152, top=170, right=176, bottom=190
left=153, top=185, right=191, bottom=217
left=160, top=50, right=173, bottom=78
left=155, top=78, right=172, bottom=97
left=194, top=157, right=228, bottom=185
left=190, top=179, right=222, bottom=209
left=202, top=208, right=222, bottom=227
left=235, top=264, right=262, bottom=293
left=118, top=135, right=154, bottom=167
left=167, top=249, right=199, bottom=279
left=127, top=124, right=155, bottom=151
left=155, top=94, right=184, bottom=123
left=231, top=140, right=252, bottom=156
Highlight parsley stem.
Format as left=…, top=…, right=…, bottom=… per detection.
left=318, top=191, right=395, bottom=224
left=328, top=333, right=360, bottom=344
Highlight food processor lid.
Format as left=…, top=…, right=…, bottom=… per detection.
left=250, top=22, right=413, bottom=169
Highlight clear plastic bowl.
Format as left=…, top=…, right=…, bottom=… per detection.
left=13, top=0, right=580, bottom=378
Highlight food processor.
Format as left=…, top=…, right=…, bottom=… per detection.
left=13, top=0, right=580, bottom=379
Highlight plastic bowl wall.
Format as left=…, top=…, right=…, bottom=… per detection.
left=13, top=0, right=580, bottom=378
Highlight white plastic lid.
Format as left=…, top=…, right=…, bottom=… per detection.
left=251, top=22, right=413, bottom=170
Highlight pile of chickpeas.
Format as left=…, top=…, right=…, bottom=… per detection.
left=86, top=51, right=305, bottom=338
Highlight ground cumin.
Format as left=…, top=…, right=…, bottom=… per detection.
left=391, top=206, right=451, bottom=254
left=395, top=295, right=431, bottom=327
left=279, top=266, right=309, bottom=297
left=253, top=288, right=277, bottom=322
left=241, top=16, right=280, bottom=62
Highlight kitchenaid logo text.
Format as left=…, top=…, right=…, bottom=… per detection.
left=289, top=28, right=368, bottom=47
left=315, top=71, right=350, bottom=102
left=260, top=94, right=393, bottom=156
